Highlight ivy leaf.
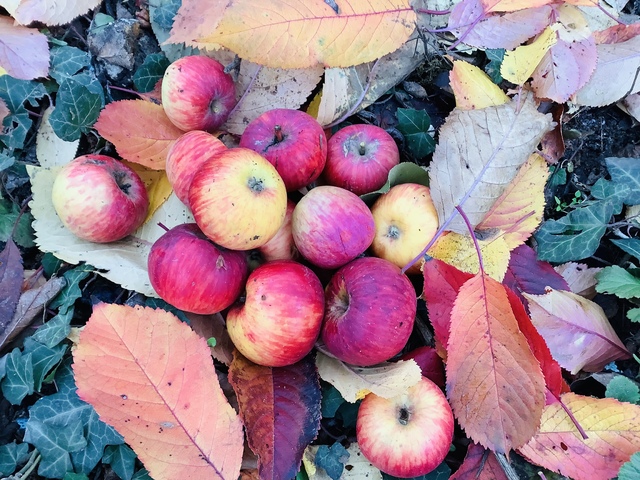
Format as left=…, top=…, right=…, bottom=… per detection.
left=320, top=383, right=344, bottom=418
left=0, top=442, right=30, bottom=476
left=1, top=111, right=32, bottom=150
left=605, top=376, right=640, bottom=404
left=596, top=266, right=640, bottom=299
left=606, top=157, right=640, bottom=205
left=315, top=443, right=349, bottom=480
left=49, top=265, right=94, bottom=314
left=50, top=46, right=91, bottom=84
left=23, top=337, right=67, bottom=391
left=32, top=310, right=74, bottom=348
left=619, top=452, right=640, bottom=480
left=0, top=150, right=14, bottom=171
left=151, top=0, right=181, bottom=30
left=1, top=348, right=34, bottom=404
left=395, top=108, right=435, bottom=159
left=49, top=75, right=105, bottom=141
left=64, top=473, right=89, bottom=480
left=485, top=49, right=505, bottom=84
left=612, top=238, right=640, bottom=263
left=133, top=53, right=170, bottom=93
left=0, top=76, right=47, bottom=113
left=0, top=199, right=35, bottom=248
left=103, top=444, right=136, bottom=480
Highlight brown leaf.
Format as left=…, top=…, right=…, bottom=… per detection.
left=186, top=312, right=235, bottom=365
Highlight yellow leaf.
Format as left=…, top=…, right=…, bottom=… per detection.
left=502, top=27, right=557, bottom=85
left=482, top=0, right=553, bottom=13
left=427, top=232, right=510, bottom=282
left=305, top=90, right=323, bottom=120
left=450, top=60, right=509, bottom=110
left=125, top=163, right=174, bottom=223
left=195, top=0, right=416, bottom=69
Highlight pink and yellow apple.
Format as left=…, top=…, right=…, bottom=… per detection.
left=357, top=377, right=454, bottom=477
left=226, top=260, right=325, bottom=367
left=52, top=155, right=149, bottom=243
left=189, top=148, right=288, bottom=251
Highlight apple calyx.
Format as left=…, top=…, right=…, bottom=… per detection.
left=398, top=405, right=411, bottom=425
left=385, top=225, right=401, bottom=240
left=247, top=176, right=265, bottom=192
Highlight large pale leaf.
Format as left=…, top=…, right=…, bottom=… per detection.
left=0, top=16, right=49, bottom=80
left=447, top=273, right=545, bottom=453
left=73, top=303, right=244, bottom=480
left=36, top=106, right=79, bottom=167
left=315, top=352, right=421, bottom=403
left=229, top=352, right=321, bottom=480
left=12, top=0, right=102, bottom=25
left=523, top=289, right=630, bottom=374
left=519, top=393, right=640, bottom=480
left=189, top=0, right=416, bottom=69
left=429, top=95, right=552, bottom=234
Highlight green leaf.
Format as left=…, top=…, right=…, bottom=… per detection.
left=595, top=266, right=640, bottom=299
left=133, top=53, right=170, bottom=93
left=485, top=49, right=505, bottom=84
left=590, top=178, right=627, bottom=212
left=131, top=468, right=153, bottom=480
left=315, top=443, right=349, bottom=480
left=321, top=383, right=345, bottom=418
left=535, top=201, right=615, bottom=263
left=619, top=451, right=640, bottom=480
left=150, top=0, right=181, bottom=29
left=1, top=111, right=32, bottom=150
left=0, top=198, right=35, bottom=248
left=0, top=76, right=47, bottom=113
left=64, top=473, right=90, bottom=480
left=395, top=108, right=435, bottom=159
left=1, top=348, right=34, bottom=404
left=360, top=162, right=430, bottom=204
left=23, top=337, right=67, bottom=391
left=628, top=308, right=640, bottom=322
left=50, top=46, right=91, bottom=84
left=0, top=355, right=6, bottom=381
left=23, top=421, right=74, bottom=478
left=32, top=309, right=74, bottom=348
left=49, top=75, right=104, bottom=141
left=0, top=150, right=14, bottom=171
left=103, top=444, right=136, bottom=480
left=612, top=238, right=640, bottom=263
left=42, top=252, right=65, bottom=277
left=0, top=442, right=30, bottom=476
left=606, top=157, right=640, bottom=205
left=382, top=461, right=451, bottom=480
left=605, top=375, right=640, bottom=404
left=49, top=265, right=94, bottom=314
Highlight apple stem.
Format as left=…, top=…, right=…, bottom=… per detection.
left=274, top=125, right=284, bottom=143
left=157, top=222, right=170, bottom=232
left=358, top=141, right=366, bottom=156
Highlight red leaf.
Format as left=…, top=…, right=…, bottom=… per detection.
left=0, top=238, right=23, bottom=331
left=447, top=273, right=545, bottom=452
left=229, top=351, right=321, bottom=480
left=73, top=303, right=244, bottom=480
left=422, top=258, right=473, bottom=358
left=450, top=443, right=507, bottom=480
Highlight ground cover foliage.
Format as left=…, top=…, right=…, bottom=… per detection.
left=2, top=0, right=640, bottom=479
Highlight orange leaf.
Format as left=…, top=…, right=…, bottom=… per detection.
left=447, top=273, right=545, bottom=452
left=94, top=100, right=184, bottom=169
left=193, top=0, right=416, bottom=69
left=519, top=393, right=640, bottom=480
left=73, top=303, right=243, bottom=480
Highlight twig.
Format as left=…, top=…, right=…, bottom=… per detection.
left=495, top=453, right=521, bottom=480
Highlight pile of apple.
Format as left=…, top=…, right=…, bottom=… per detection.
left=51, top=55, right=454, bottom=478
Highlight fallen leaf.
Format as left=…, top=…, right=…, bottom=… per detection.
left=35, top=107, right=79, bottom=167
left=501, top=27, right=557, bottom=85
left=555, top=262, right=602, bottom=299
left=187, top=312, right=235, bottom=365
left=73, top=303, right=244, bottom=480
left=125, top=163, right=173, bottom=222
left=0, top=16, right=49, bottom=80
left=315, top=352, right=421, bottom=403
left=519, top=393, right=640, bottom=480
left=449, top=60, right=510, bottom=110
left=593, top=23, right=640, bottom=45
left=189, top=0, right=416, bottom=69
left=447, top=273, right=545, bottom=453
left=12, top=0, right=102, bottom=26
left=94, top=100, right=185, bottom=169
left=523, top=288, right=630, bottom=374
left=450, top=443, right=507, bottom=480
left=620, top=92, right=640, bottom=122
left=0, top=98, right=8, bottom=124
left=229, top=352, right=321, bottom=480
left=0, top=238, right=23, bottom=334
left=482, top=0, right=553, bottom=14
left=303, top=443, right=382, bottom=480
left=168, top=0, right=225, bottom=49
left=429, top=94, right=553, bottom=234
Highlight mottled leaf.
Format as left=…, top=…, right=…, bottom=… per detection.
left=554, top=262, right=601, bottom=299
left=303, top=443, right=382, bottom=480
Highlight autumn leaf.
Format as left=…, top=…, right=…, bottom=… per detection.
left=429, top=94, right=552, bottom=234
left=229, top=352, right=321, bottom=480
left=187, top=312, right=235, bottom=365
left=447, top=273, right=545, bottom=453
left=449, top=60, right=509, bottom=110
left=501, top=27, right=557, bottom=85
left=73, top=303, right=244, bottom=480
left=94, top=100, right=185, bottom=169
left=36, top=107, right=79, bottom=167
left=555, top=262, right=602, bottom=299
left=125, top=163, right=173, bottom=221
left=482, top=0, right=553, bottom=13
left=523, top=289, right=630, bottom=374
left=519, top=393, right=640, bottom=480
left=0, top=238, right=23, bottom=332
left=183, top=0, right=416, bottom=69
left=449, top=443, right=507, bottom=480
left=10, top=0, right=102, bottom=26
left=0, top=16, right=49, bottom=80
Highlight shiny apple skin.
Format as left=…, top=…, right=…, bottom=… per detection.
left=323, top=124, right=399, bottom=195
left=292, top=186, right=375, bottom=269
left=371, top=183, right=439, bottom=274
left=258, top=199, right=298, bottom=262
left=165, top=130, right=227, bottom=206
left=189, top=148, right=288, bottom=251
left=148, top=223, right=248, bottom=314
left=51, top=155, right=149, bottom=243
left=399, top=346, right=445, bottom=389
left=356, top=377, right=454, bottom=478
left=322, top=257, right=417, bottom=366
left=226, top=260, right=325, bottom=367
left=161, top=55, right=237, bottom=132
left=239, top=108, right=327, bottom=191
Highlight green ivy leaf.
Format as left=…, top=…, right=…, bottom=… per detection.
left=0, top=442, right=30, bottom=476
left=535, top=201, right=615, bottom=263
left=619, top=451, right=640, bottom=480
left=485, top=49, right=505, bottom=84
left=50, top=46, right=91, bottom=84
left=0, top=198, right=35, bottom=248
left=150, top=0, right=181, bottom=29
left=103, top=444, right=136, bottom=480
left=42, top=252, right=65, bottom=277
left=605, top=375, right=640, bottom=404
left=49, top=265, right=94, bottom=314
left=133, top=53, right=170, bottom=93
left=1, top=111, right=32, bottom=151
left=315, top=443, right=349, bottom=480
left=321, top=382, right=345, bottom=418
left=0, top=150, right=14, bottom=171
left=32, top=310, right=74, bottom=348
left=23, top=337, right=67, bottom=391
left=64, top=473, right=90, bottom=480
left=606, top=157, right=640, bottom=205
left=23, top=421, right=75, bottom=478
left=1, top=348, right=34, bottom=404
left=396, top=108, right=435, bottom=159
left=595, top=266, right=640, bottom=299
left=49, top=75, right=104, bottom=141
left=0, top=76, right=47, bottom=113
left=612, top=238, right=640, bottom=263
left=591, top=178, right=627, bottom=212
left=131, top=468, right=153, bottom=480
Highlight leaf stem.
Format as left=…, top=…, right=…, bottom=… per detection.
left=551, top=390, right=588, bottom=439
left=455, top=205, right=485, bottom=275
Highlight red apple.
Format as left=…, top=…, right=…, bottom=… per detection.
left=399, top=346, right=445, bottom=390
left=165, top=130, right=227, bottom=206
left=239, top=108, right=327, bottom=191
left=370, top=183, right=439, bottom=274
left=161, top=55, right=237, bottom=132
left=148, top=223, right=248, bottom=314
left=323, top=124, right=399, bottom=195
left=257, top=199, right=298, bottom=262
left=322, top=257, right=416, bottom=366
left=189, top=147, right=288, bottom=251
left=51, top=155, right=149, bottom=243
left=226, top=260, right=325, bottom=367
left=292, top=186, right=375, bottom=269
left=356, top=377, right=454, bottom=477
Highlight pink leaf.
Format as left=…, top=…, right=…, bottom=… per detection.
left=0, top=16, right=49, bottom=80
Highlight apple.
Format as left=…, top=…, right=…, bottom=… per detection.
left=322, top=257, right=417, bottom=366
left=226, top=260, right=325, bottom=367
left=161, top=55, right=237, bottom=132
left=370, top=183, right=439, bottom=274
left=51, top=155, right=149, bottom=243
left=165, top=130, right=227, bottom=206
left=148, top=223, right=248, bottom=314
left=239, top=108, right=327, bottom=191
left=189, top=147, right=288, bottom=251
left=399, top=346, right=445, bottom=390
left=323, top=124, right=399, bottom=195
left=356, top=377, right=454, bottom=478
left=257, top=199, right=298, bottom=262
left=292, top=186, right=375, bottom=269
